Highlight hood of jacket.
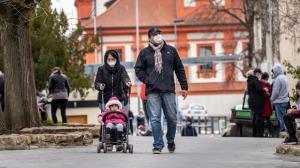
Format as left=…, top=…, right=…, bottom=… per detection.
left=272, top=64, right=284, bottom=78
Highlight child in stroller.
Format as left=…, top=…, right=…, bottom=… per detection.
left=97, top=97, right=133, bottom=153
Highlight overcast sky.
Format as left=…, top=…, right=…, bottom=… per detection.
left=51, top=0, right=78, bottom=32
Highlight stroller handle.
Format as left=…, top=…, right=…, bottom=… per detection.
left=102, top=111, right=129, bottom=123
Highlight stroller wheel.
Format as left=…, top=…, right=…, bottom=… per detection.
left=128, top=144, right=133, bottom=153
left=122, top=143, right=127, bottom=153
left=103, top=143, right=107, bottom=153
left=97, top=143, right=103, bottom=153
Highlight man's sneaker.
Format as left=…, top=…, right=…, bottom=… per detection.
left=152, top=148, right=162, bottom=154
left=282, top=137, right=298, bottom=145
left=167, top=142, right=175, bottom=153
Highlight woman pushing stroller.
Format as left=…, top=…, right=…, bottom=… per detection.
left=94, top=50, right=131, bottom=112
left=95, top=50, right=133, bottom=153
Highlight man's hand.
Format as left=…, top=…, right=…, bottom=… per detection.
left=126, top=82, right=132, bottom=87
left=182, top=90, right=188, bottom=100
left=263, top=87, right=269, bottom=92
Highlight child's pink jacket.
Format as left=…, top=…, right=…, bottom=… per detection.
left=98, top=109, right=128, bottom=126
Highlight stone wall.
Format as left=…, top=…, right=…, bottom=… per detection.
left=0, top=124, right=100, bottom=150
left=276, top=130, right=300, bottom=156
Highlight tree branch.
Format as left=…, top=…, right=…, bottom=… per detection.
left=217, top=8, right=248, bottom=28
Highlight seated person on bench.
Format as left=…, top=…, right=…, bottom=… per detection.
left=282, top=81, right=300, bottom=145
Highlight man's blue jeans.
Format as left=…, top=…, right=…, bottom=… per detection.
left=147, top=93, right=177, bottom=149
left=274, top=102, right=289, bottom=131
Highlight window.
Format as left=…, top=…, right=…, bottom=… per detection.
left=114, top=48, right=123, bottom=62
left=197, top=44, right=216, bottom=78
left=199, top=46, right=213, bottom=72
left=106, top=46, right=125, bottom=62
left=184, top=0, right=196, bottom=7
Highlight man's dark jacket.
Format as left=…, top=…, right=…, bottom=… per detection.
left=134, top=42, right=188, bottom=95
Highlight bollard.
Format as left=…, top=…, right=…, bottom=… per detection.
left=210, top=117, right=214, bottom=134
left=205, top=116, right=208, bottom=134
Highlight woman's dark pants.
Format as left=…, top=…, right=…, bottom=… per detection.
left=51, top=99, right=68, bottom=123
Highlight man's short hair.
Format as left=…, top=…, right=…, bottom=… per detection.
left=52, top=67, right=61, bottom=72
left=253, top=68, right=262, bottom=74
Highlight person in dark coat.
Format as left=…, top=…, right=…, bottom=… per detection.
left=48, top=67, right=70, bottom=123
left=135, top=27, right=188, bottom=154
left=181, top=117, right=197, bottom=136
left=282, top=81, right=300, bottom=145
left=260, top=72, right=273, bottom=136
left=0, top=71, right=4, bottom=112
left=94, top=50, right=131, bottom=112
left=128, top=110, right=134, bottom=135
left=247, top=68, right=267, bottom=137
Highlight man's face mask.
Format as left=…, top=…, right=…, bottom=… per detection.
left=153, top=34, right=163, bottom=44
left=107, top=60, right=116, bottom=67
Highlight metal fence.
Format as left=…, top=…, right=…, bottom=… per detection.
left=177, top=116, right=228, bottom=135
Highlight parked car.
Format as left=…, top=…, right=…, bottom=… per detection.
left=180, top=104, right=208, bottom=120
left=230, top=91, right=278, bottom=136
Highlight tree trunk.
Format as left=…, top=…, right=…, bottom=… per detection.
left=0, top=111, right=5, bottom=131
left=0, top=2, right=40, bottom=131
left=248, top=27, right=254, bottom=68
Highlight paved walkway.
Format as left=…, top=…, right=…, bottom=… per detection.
left=0, top=135, right=300, bottom=168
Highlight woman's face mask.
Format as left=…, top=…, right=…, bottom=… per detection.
left=153, top=34, right=163, bottom=44
left=107, top=55, right=117, bottom=67
left=108, top=60, right=116, bottom=67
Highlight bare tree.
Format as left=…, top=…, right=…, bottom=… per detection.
left=0, top=0, right=40, bottom=131
left=180, top=0, right=271, bottom=76
left=211, top=0, right=266, bottom=68
left=279, top=0, right=300, bottom=39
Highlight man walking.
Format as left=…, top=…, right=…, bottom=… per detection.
left=271, top=64, right=289, bottom=132
left=135, top=27, right=188, bottom=154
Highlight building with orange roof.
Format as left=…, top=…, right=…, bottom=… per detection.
left=68, top=0, right=249, bottom=124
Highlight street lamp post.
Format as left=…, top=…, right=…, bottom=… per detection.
left=173, top=19, right=184, bottom=108
left=136, top=0, right=141, bottom=111
left=93, top=0, right=98, bottom=64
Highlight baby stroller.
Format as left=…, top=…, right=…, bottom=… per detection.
left=97, top=111, right=133, bottom=153
left=97, top=90, right=133, bottom=153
